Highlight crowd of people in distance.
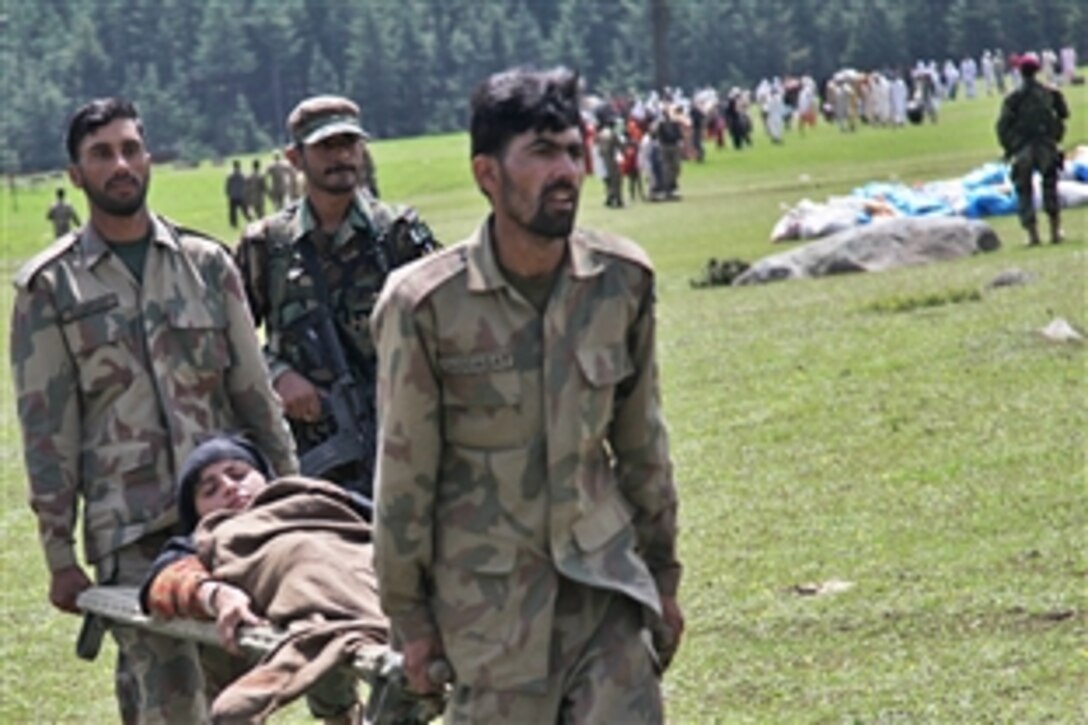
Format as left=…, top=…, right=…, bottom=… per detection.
left=578, top=45, right=1078, bottom=211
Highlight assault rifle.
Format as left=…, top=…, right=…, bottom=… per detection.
left=291, top=305, right=377, bottom=508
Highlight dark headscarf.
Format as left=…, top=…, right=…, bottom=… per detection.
left=177, top=434, right=272, bottom=532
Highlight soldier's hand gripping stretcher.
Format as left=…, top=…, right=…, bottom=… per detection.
left=78, top=585, right=451, bottom=724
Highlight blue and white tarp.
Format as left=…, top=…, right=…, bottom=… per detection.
left=771, top=146, right=1088, bottom=242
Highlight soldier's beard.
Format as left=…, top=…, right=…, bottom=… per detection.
left=307, top=164, right=358, bottom=195
left=82, top=173, right=149, bottom=217
left=500, top=175, right=580, bottom=240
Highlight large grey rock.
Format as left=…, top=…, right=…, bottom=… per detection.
left=733, top=217, right=1001, bottom=285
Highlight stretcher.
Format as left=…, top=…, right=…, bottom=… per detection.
left=77, top=585, right=446, bottom=724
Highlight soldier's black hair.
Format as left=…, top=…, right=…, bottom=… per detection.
left=65, top=97, right=145, bottom=163
left=469, top=66, right=582, bottom=158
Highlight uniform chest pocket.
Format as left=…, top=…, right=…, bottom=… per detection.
left=61, top=296, right=138, bottom=395
left=165, top=305, right=230, bottom=377
left=575, top=342, right=634, bottom=439
left=441, top=369, right=525, bottom=450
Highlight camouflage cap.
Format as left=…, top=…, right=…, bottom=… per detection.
left=287, top=95, right=369, bottom=145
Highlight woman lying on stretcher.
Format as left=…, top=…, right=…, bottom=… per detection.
left=139, top=434, right=387, bottom=724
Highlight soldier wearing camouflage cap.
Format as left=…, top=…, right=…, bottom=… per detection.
left=372, top=67, right=684, bottom=722
left=234, top=95, right=437, bottom=499
left=10, top=97, right=298, bottom=723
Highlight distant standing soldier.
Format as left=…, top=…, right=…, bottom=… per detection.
left=10, top=97, right=297, bottom=723
left=46, top=187, right=80, bottom=237
left=246, top=158, right=268, bottom=218
left=225, top=158, right=250, bottom=228
left=996, top=52, right=1070, bottom=245
left=287, top=166, right=303, bottom=202
left=234, top=95, right=437, bottom=497
left=266, top=152, right=292, bottom=211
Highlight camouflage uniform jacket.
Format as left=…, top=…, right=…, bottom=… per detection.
left=10, top=215, right=298, bottom=573
left=371, top=220, right=682, bottom=691
left=996, top=77, right=1069, bottom=158
left=234, top=192, right=435, bottom=460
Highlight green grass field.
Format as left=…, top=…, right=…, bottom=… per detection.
left=1, top=84, right=1085, bottom=723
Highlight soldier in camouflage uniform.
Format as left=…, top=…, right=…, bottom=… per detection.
left=246, top=158, right=269, bottom=219
left=10, top=97, right=298, bottom=724
left=266, top=152, right=292, bottom=211
left=996, top=52, right=1070, bottom=245
left=372, top=67, right=684, bottom=723
left=46, top=187, right=81, bottom=237
left=235, top=95, right=436, bottom=496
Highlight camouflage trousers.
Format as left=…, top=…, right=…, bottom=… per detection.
left=444, top=580, right=664, bottom=724
left=1011, top=142, right=1060, bottom=228
left=97, top=534, right=209, bottom=724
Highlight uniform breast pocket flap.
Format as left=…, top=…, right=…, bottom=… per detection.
left=60, top=295, right=125, bottom=354
left=441, top=368, right=524, bottom=449
left=167, top=304, right=230, bottom=371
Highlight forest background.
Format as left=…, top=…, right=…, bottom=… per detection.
left=1, top=0, right=1085, bottom=172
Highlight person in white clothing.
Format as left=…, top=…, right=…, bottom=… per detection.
left=1059, top=47, right=1076, bottom=86
left=766, top=89, right=785, bottom=144
left=890, top=73, right=909, bottom=127
left=981, top=51, right=996, bottom=96
left=961, top=56, right=978, bottom=99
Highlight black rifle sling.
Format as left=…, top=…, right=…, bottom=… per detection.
left=296, top=236, right=371, bottom=373
left=296, top=236, right=378, bottom=497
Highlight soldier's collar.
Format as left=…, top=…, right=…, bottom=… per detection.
left=465, top=219, right=505, bottom=292
left=149, top=215, right=182, bottom=251
left=465, top=218, right=602, bottom=293
left=79, top=214, right=177, bottom=266
left=297, top=191, right=377, bottom=251
left=566, top=230, right=603, bottom=279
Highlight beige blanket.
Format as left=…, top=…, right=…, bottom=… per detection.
left=195, top=476, right=388, bottom=722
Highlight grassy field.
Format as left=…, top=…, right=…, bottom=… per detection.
left=0, top=83, right=1085, bottom=723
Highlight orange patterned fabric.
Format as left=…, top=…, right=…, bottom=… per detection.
left=146, top=555, right=212, bottom=619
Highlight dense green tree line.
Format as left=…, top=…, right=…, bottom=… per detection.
left=0, top=0, right=1081, bottom=171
